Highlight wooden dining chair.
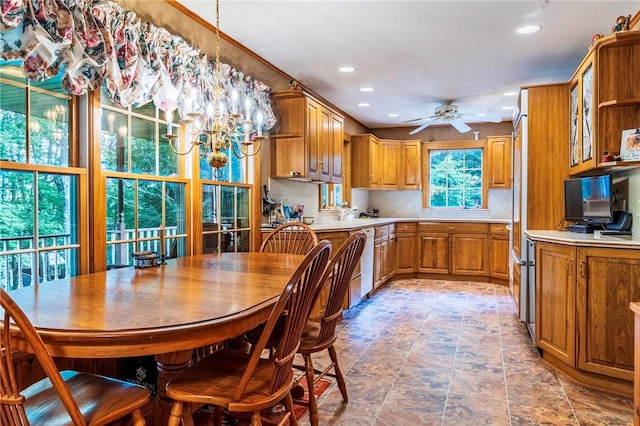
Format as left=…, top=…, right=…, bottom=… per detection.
left=165, top=240, right=332, bottom=426
left=295, top=231, right=366, bottom=426
left=260, top=222, right=318, bottom=255
left=0, top=287, right=151, bottom=426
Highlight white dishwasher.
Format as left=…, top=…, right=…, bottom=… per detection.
left=359, top=227, right=375, bottom=297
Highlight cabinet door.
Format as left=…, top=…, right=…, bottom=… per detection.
left=370, top=137, right=380, bottom=188
left=488, top=136, right=511, bottom=189
left=318, top=106, right=332, bottom=182
left=306, top=99, right=321, bottom=180
left=330, top=113, right=344, bottom=183
left=419, top=233, right=449, bottom=274
left=379, top=141, right=399, bottom=189
left=388, top=232, right=397, bottom=278
left=374, top=237, right=383, bottom=288
left=311, top=231, right=348, bottom=319
left=568, top=54, right=597, bottom=175
left=535, top=242, right=576, bottom=367
left=489, top=234, right=509, bottom=280
left=451, top=233, right=488, bottom=276
left=396, top=233, right=417, bottom=273
left=399, top=141, right=421, bottom=190
left=577, top=247, right=640, bottom=381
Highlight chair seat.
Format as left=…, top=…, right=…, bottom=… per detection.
left=166, top=349, right=294, bottom=413
left=23, top=370, right=151, bottom=426
left=298, top=320, right=337, bottom=353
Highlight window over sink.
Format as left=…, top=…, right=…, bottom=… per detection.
left=422, top=140, right=488, bottom=209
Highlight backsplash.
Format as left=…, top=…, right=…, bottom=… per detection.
left=367, top=189, right=512, bottom=219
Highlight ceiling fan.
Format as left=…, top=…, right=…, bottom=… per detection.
left=404, top=101, right=502, bottom=135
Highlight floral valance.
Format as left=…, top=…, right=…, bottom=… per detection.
left=0, top=0, right=276, bottom=128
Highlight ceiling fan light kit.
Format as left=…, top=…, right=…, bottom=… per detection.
left=406, top=101, right=502, bottom=135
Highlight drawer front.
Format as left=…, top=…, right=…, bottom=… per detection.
left=418, top=222, right=488, bottom=233
left=489, top=223, right=509, bottom=234
left=396, top=222, right=417, bottom=233
left=375, top=225, right=389, bottom=238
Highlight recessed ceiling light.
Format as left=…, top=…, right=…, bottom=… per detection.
left=516, top=25, right=542, bottom=34
left=338, top=66, right=356, bottom=73
left=388, top=113, right=399, bottom=117
left=358, top=103, right=370, bottom=107
left=502, top=106, right=514, bottom=110
left=503, top=91, right=518, bottom=96
left=360, top=87, right=374, bottom=92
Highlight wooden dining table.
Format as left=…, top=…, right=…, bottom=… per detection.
left=5, top=251, right=305, bottom=425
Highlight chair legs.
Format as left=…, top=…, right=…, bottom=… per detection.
left=168, top=401, right=184, bottom=426
left=303, top=353, right=320, bottom=426
left=328, top=345, right=348, bottom=403
left=300, top=345, right=348, bottom=426
left=131, top=409, right=146, bottom=426
left=282, top=392, right=299, bottom=426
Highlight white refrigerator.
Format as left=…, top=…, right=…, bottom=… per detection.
left=510, top=89, right=534, bottom=337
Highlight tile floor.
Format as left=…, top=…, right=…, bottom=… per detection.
left=298, top=278, right=634, bottom=425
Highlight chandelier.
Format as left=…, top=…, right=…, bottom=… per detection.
left=163, top=0, right=264, bottom=177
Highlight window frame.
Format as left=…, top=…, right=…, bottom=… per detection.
left=421, top=140, right=489, bottom=209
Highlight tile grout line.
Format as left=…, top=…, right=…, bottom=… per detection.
left=495, top=284, right=514, bottom=426
left=441, top=280, right=467, bottom=426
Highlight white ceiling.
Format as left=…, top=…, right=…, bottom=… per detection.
left=176, top=0, right=638, bottom=131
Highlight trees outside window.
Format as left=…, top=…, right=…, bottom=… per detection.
left=0, top=60, right=82, bottom=291
left=429, top=148, right=483, bottom=208
left=422, top=140, right=489, bottom=210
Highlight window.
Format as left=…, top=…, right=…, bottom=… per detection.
left=0, top=61, right=71, bottom=165
left=0, top=60, right=83, bottom=290
left=202, top=183, right=251, bottom=253
left=320, top=183, right=343, bottom=209
left=100, top=86, right=188, bottom=268
left=424, top=141, right=488, bottom=209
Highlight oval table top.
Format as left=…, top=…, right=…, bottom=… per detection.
left=4, top=252, right=304, bottom=358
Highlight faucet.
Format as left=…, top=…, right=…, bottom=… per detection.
left=337, top=207, right=358, bottom=221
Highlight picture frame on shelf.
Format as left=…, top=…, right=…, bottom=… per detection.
left=620, top=128, right=640, bottom=161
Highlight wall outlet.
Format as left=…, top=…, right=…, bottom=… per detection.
left=404, top=202, right=411, bottom=209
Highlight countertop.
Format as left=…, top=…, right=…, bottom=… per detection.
left=262, top=218, right=510, bottom=232
left=525, top=230, right=640, bottom=249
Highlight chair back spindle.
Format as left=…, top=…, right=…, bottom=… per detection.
left=260, top=222, right=318, bottom=255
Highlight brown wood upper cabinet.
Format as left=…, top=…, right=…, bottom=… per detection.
left=270, top=91, right=344, bottom=182
left=351, top=135, right=421, bottom=190
left=487, top=136, right=512, bottom=189
left=568, top=31, right=640, bottom=176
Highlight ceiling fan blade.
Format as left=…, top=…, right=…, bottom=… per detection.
left=459, top=114, right=503, bottom=124
left=450, top=119, right=471, bottom=133
left=402, top=115, right=436, bottom=124
left=409, top=118, right=439, bottom=135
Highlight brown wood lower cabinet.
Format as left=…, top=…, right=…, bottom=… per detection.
left=396, top=222, right=417, bottom=274
left=313, top=231, right=348, bottom=318
left=535, top=242, right=576, bottom=367
left=417, top=222, right=501, bottom=280
left=451, top=233, right=488, bottom=275
left=577, top=247, right=640, bottom=382
left=489, top=224, right=510, bottom=280
left=419, top=232, right=449, bottom=274
left=533, top=239, right=640, bottom=395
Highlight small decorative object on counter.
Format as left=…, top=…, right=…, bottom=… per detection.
left=601, top=150, right=614, bottom=162
left=132, top=251, right=162, bottom=268
left=612, top=15, right=631, bottom=33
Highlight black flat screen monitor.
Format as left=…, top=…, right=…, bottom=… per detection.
left=564, top=178, right=584, bottom=222
left=581, top=174, right=613, bottom=224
